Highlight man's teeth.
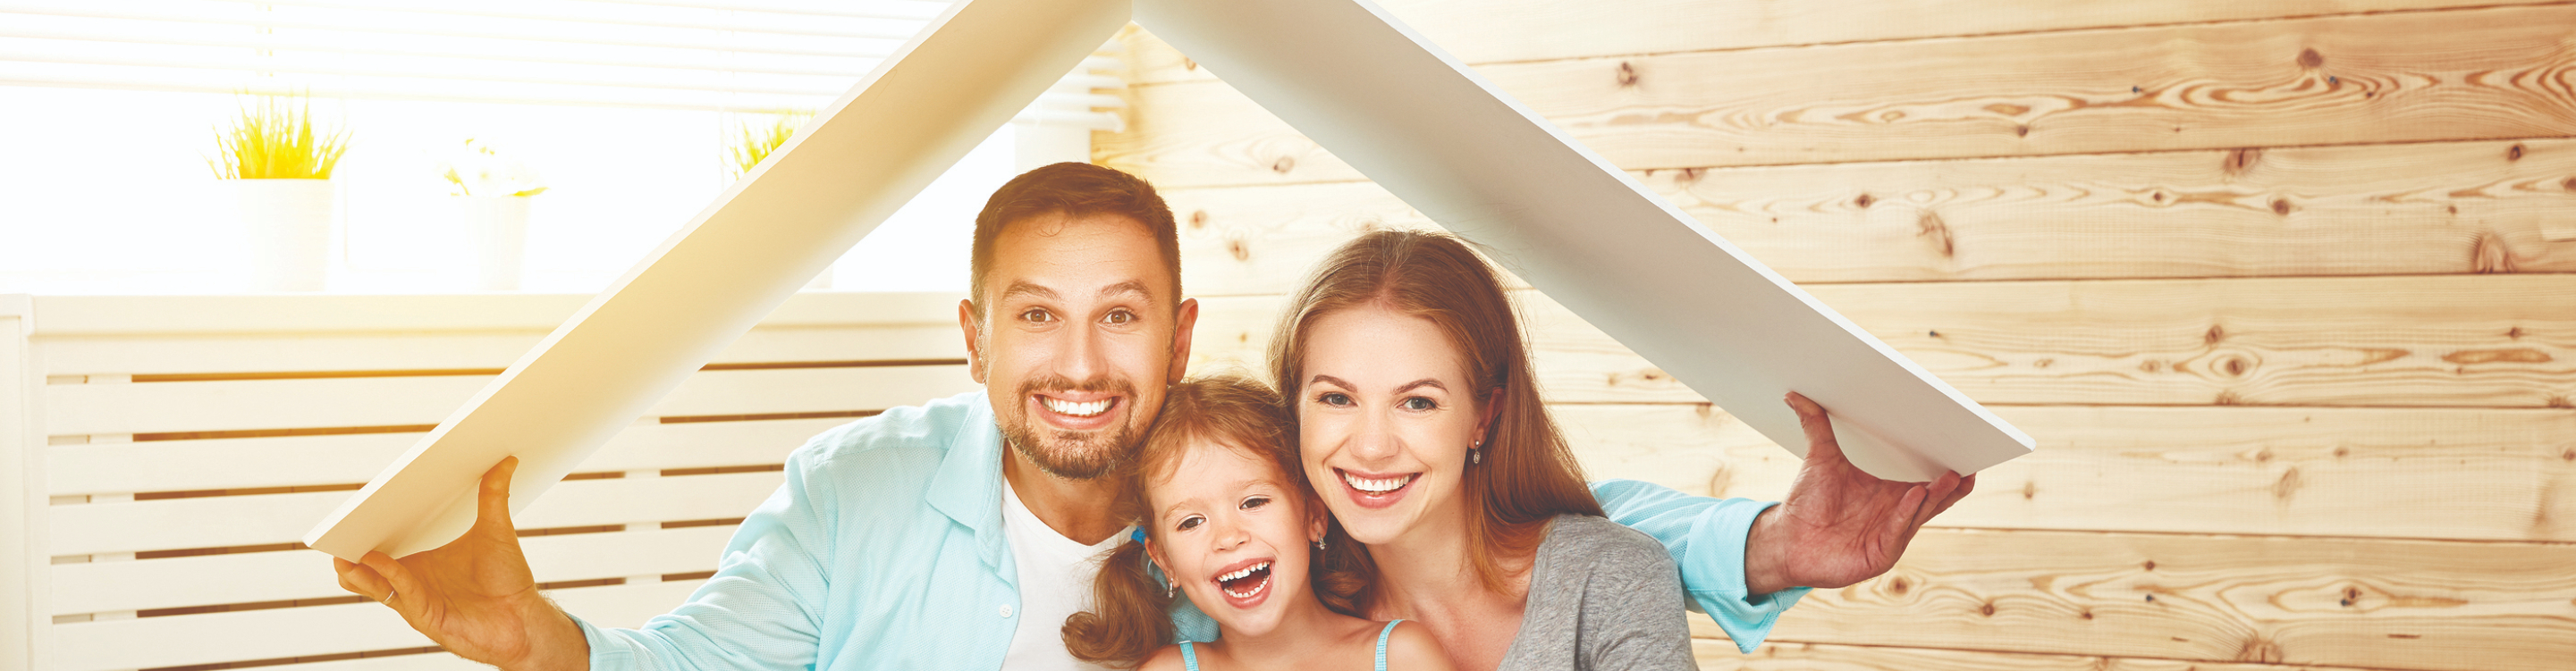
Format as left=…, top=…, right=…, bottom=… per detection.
left=1042, top=397, right=1110, bottom=417
left=1216, top=562, right=1270, bottom=583
left=1344, top=472, right=1415, bottom=493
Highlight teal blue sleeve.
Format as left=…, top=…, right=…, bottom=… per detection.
left=1590, top=479, right=1809, bottom=654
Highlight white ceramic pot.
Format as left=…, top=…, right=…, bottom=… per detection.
left=456, top=195, right=533, bottom=290
left=229, top=179, right=336, bottom=291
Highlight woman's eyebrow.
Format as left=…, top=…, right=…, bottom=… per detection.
left=1394, top=378, right=1446, bottom=394
left=1309, top=373, right=1354, bottom=390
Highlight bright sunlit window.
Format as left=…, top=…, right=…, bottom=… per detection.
left=0, top=0, right=1125, bottom=294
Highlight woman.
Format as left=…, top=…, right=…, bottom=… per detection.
left=1266, top=230, right=1693, bottom=670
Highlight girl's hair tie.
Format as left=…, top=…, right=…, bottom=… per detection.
left=1129, top=526, right=1148, bottom=544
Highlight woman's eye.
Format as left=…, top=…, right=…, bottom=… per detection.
left=1241, top=496, right=1270, bottom=510
left=1400, top=397, right=1439, bottom=411
left=1176, top=516, right=1204, bottom=532
left=1316, top=391, right=1353, bottom=407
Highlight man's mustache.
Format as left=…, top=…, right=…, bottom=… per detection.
left=1016, top=373, right=1137, bottom=398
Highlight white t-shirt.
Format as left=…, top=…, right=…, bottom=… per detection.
left=1001, top=481, right=1131, bottom=671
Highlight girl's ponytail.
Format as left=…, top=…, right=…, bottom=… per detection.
left=1062, top=537, right=1174, bottom=667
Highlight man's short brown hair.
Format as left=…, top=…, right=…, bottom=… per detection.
left=968, top=163, right=1182, bottom=317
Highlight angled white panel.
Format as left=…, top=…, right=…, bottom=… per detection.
left=1133, top=0, right=2031, bottom=481
left=302, top=0, right=1127, bottom=560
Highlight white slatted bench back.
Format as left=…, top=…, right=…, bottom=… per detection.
left=11, top=293, right=976, bottom=671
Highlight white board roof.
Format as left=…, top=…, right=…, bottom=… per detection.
left=308, top=0, right=2032, bottom=561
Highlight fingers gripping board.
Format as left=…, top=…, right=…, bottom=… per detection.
left=302, top=0, right=1132, bottom=560
left=1131, top=0, right=2034, bottom=481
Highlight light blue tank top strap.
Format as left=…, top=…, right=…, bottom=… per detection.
left=1179, top=640, right=1201, bottom=671
left=1374, top=619, right=1405, bottom=671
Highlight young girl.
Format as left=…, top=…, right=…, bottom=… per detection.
left=1063, top=375, right=1454, bottom=671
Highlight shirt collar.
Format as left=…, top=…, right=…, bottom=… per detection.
left=926, top=390, right=1011, bottom=571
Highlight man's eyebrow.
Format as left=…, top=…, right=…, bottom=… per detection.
left=1098, top=280, right=1154, bottom=302
left=998, top=281, right=1059, bottom=304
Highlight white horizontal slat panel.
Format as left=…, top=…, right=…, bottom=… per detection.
left=51, top=580, right=705, bottom=671
left=49, top=471, right=781, bottom=556
left=42, top=364, right=975, bottom=435
left=52, top=525, right=738, bottom=615
left=262, top=652, right=488, bottom=671
left=29, top=293, right=961, bottom=336
left=35, top=323, right=966, bottom=377
left=46, top=417, right=846, bottom=495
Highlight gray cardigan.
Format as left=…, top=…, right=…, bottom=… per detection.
left=1494, top=515, right=1698, bottom=670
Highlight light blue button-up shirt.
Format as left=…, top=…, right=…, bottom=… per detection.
left=574, top=390, right=1807, bottom=667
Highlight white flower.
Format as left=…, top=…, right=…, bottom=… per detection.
left=441, top=138, right=548, bottom=197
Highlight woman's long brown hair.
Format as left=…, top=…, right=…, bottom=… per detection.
left=1062, top=375, right=1313, bottom=667
left=1270, top=230, right=1603, bottom=615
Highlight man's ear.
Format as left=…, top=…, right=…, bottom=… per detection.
left=958, top=298, right=986, bottom=384
left=1165, top=298, right=1200, bottom=383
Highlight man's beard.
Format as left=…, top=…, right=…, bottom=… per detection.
left=998, top=373, right=1144, bottom=481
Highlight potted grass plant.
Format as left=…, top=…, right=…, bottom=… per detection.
left=441, top=138, right=547, bottom=290
left=726, top=111, right=832, bottom=289
left=209, top=95, right=350, bottom=291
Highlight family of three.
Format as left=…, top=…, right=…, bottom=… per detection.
left=332, top=163, right=1975, bottom=671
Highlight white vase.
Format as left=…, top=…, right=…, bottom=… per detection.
left=456, top=196, right=533, bottom=290
left=229, top=179, right=336, bottom=291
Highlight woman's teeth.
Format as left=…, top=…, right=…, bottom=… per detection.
left=1344, top=472, right=1415, bottom=493
left=1042, top=397, right=1110, bottom=417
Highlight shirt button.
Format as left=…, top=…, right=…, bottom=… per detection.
left=999, top=605, right=1013, bottom=618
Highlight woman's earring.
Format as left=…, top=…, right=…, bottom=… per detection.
left=1471, top=440, right=1482, bottom=466
left=1313, top=537, right=1328, bottom=552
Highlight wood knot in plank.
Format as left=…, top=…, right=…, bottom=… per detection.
left=1615, top=61, right=1639, bottom=87
left=2015, top=124, right=2030, bottom=138
left=2142, top=560, right=2157, bottom=571
left=2217, top=355, right=2252, bottom=378
left=1983, top=103, right=2030, bottom=117
left=2441, top=348, right=2552, bottom=365
left=1888, top=577, right=1910, bottom=594
left=2021, top=480, right=2037, bottom=500
left=1979, top=601, right=1996, bottom=616
left=1270, top=156, right=1296, bottom=174
left=1188, top=210, right=1208, bottom=229
left=2509, top=143, right=2526, bottom=161
left=2297, top=47, right=2324, bottom=68
left=1916, top=211, right=1955, bottom=257
left=2216, top=390, right=2242, bottom=405
left=2205, top=324, right=2225, bottom=345
left=2562, top=177, right=2576, bottom=191
left=1854, top=193, right=1874, bottom=208
left=2225, top=147, right=2262, bottom=177
left=2272, top=466, right=2303, bottom=502
left=1182, top=56, right=1197, bottom=71
left=2240, top=637, right=2285, bottom=664
left=2470, top=230, right=2519, bottom=273
left=2269, top=197, right=2294, bottom=215
left=1227, top=239, right=1251, bottom=262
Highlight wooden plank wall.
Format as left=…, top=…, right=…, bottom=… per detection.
left=1099, top=2, right=2576, bottom=670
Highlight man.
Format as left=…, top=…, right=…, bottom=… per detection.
left=334, top=163, right=1971, bottom=669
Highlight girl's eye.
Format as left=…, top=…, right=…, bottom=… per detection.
left=1175, top=516, right=1204, bottom=532
left=1315, top=391, right=1353, bottom=407
left=1400, top=397, right=1439, bottom=411
left=1241, top=496, right=1270, bottom=510
left=1102, top=308, right=1136, bottom=325
left=1019, top=308, right=1053, bottom=323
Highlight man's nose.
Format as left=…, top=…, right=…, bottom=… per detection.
left=1052, top=315, right=1106, bottom=382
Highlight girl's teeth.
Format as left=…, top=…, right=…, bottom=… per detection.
left=1216, top=562, right=1271, bottom=582
left=1343, top=472, right=1414, bottom=492
left=1042, top=397, right=1110, bottom=416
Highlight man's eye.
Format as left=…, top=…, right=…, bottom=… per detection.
left=1316, top=391, right=1353, bottom=407
left=1401, top=397, right=1439, bottom=411
left=1019, top=308, right=1053, bottom=323
left=1176, top=516, right=1204, bottom=532
left=1241, top=496, right=1270, bottom=510
left=1102, top=309, right=1136, bottom=325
